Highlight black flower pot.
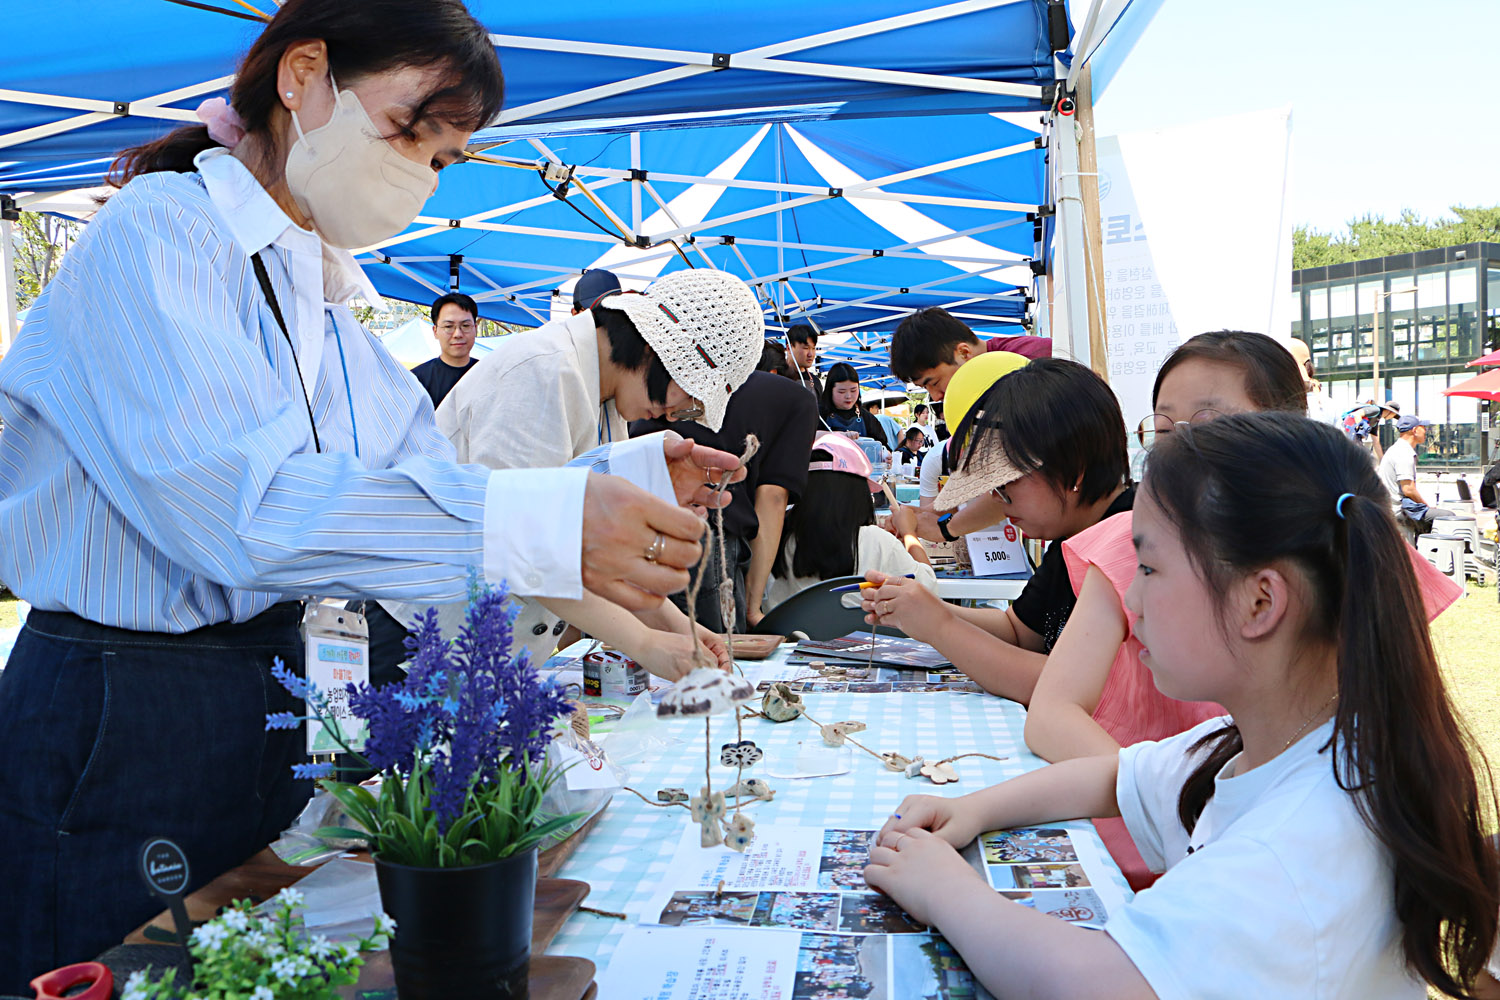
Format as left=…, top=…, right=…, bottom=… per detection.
left=375, top=849, right=537, bottom=1000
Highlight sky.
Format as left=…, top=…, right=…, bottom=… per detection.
left=1093, top=0, right=1500, bottom=235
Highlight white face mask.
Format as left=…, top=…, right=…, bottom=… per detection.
left=284, top=77, right=436, bottom=249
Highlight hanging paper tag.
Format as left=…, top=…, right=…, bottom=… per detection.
left=965, top=521, right=1029, bottom=576
left=557, top=739, right=621, bottom=791
left=301, top=602, right=370, bottom=754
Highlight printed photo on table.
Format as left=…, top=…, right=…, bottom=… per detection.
left=753, top=891, right=842, bottom=932
left=980, top=827, right=1079, bottom=865
left=837, top=892, right=926, bottom=934
left=891, top=935, right=980, bottom=1000
left=818, top=829, right=877, bottom=891
left=658, top=891, right=760, bottom=927
left=794, top=933, right=888, bottom=1000
left=991, top=863, right=1090, bottom=890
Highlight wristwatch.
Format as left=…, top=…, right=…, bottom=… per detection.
left=937, top=513, right=957, bottom=542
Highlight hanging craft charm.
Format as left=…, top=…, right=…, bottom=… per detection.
left=761, top=682, right=804, bottom=722
left=881, top=752, right=912, bottom=773
left=903, top=756, right=928, bottom=779
left=724, top=812, right=757, bottom=853
left=657, top=668, right=756, bottom=718
left=726, top=778, right=774, bottom=802
left=690, top=787, right=728, bottom=847
left=720, top=740, right=764, bottom=768
left=920, top=761, right=959, bottom=785
left=657, top=787, right=689, bottom=804
left=820, top=721, right=868, bottom=747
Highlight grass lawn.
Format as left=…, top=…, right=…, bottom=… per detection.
left=1432, top=582, right=1500, bottom=797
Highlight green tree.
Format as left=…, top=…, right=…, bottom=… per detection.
left=12, top=210, right=82, bottom=310
left=1293, top=204, right=1500, bottom=269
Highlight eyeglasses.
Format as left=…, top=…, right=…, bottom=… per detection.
left=1135, top=408, right=1225, bottom=448
left=437, top=320, right=477, bottom=334
left=990, top=483, right=1013, bottom=504
left=665, top=399, right=706, bottom=422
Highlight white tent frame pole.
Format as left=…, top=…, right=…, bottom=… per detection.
left=630, top=131, right=642, bottom=233
left=811, top=298, right=1020, bottom=323
left=1, top=212, right=17, bottom=354
left=470, top=134, right=1037, bottom=200
left=1050, top=108, right=1091, bottom=367
left=794, top=263, right=1022, bottom=317
left=490, top=0, right=1034, bottom=125
left=774, top=125, right=786, bottom=317
left=717, top=218, right=1026, bottom=258
left=370, top=247, right=691, bottom=300
left=0, top=75, right=234, bottom=152
left=526, top=138, right=637, bottom=239
left=782, top=273, right=1024, bottom=301
left=384, top=260, right=446, bottom=298
left=462, top=265, right=550, bottom=323
left=646, top=191, right=831, bottom=244
left=1064, top=0, right=1110, bottom=94
left=362, top=176, right=629, bottom=252
left=638, top=180, right=721, bottom=269
left=404, top=218, right=620, bottom=243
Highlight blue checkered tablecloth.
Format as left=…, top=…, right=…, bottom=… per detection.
left=546, top=645, right=1131, bottom=966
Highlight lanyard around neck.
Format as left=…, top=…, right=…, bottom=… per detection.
left=252, top=252, right=322, bottom=454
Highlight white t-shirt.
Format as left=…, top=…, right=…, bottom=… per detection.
left=1378, top=438, right=1417, bottom=510
left=919, top=440, right=947, bottom=501
left=1106, top=717, right=1419, bottom=1000
left=765, top=525, right=937, bottom=608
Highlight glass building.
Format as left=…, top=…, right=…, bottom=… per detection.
left=1292, top=242, right=1500, bottom=469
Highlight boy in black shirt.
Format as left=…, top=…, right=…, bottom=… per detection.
left=410, top=292, right=481, bottom=409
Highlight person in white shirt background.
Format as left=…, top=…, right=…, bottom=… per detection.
left=0, top=0, right=746, bottom=986
left=865, top=412, right=1497, bottom=1000
left=427, top=267, right=764, bottom=678
left=1377, top=413, right=1455, bottom=538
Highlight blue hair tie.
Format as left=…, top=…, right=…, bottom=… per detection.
left=1335, top=493, right=1355, bottom=519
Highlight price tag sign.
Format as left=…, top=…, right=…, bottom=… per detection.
left=302, top=603, right=369, bottom=754
left=965, top=521, right=1029, bottom=576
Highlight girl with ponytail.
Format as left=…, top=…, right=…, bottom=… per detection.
left=865, top=412, right=1498, bottom=999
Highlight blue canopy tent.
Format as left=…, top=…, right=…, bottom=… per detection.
left=0, top=0, right=1166, bottom=368
left=358, top=113, right=1043, bottom=334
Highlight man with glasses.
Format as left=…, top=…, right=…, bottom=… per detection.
left=411, top=292, right=482, bottom=409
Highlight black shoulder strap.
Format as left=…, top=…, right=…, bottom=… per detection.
left=252, top=252, right=321, bottom=453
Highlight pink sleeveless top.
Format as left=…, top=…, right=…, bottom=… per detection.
left=1061, top=512, right=1225, bottom=748
left=1059, top=510, right=1463, bottom=890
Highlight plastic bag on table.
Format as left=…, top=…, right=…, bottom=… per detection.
left=541, top=729, right=624, bottom=851
left=269, top=781, right=378, bottom=866
left=255, top=857, right=383, bottom=946
left=595, top=688, right=675, bottom=765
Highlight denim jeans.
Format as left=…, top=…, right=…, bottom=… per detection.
left=0, top=605, right=312, bottom=992
left=670, top=533, right=749, bottom=634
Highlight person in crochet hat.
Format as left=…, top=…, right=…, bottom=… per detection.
left=597, top=269, right=765, bottom=432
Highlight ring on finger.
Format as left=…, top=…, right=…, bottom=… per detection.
left=644, top=532, right=666, bottom=563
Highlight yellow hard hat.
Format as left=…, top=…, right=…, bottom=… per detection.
left=941, top=351, right=1030, bottom=430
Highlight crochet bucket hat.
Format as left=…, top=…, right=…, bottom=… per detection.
left=597, top=269, right=764, bottom=431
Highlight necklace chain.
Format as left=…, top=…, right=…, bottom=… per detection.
left=1282, top=691, right=1339, bottom=752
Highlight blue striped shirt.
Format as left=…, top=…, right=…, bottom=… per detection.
left=0, top=153, right=586, bottom=633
